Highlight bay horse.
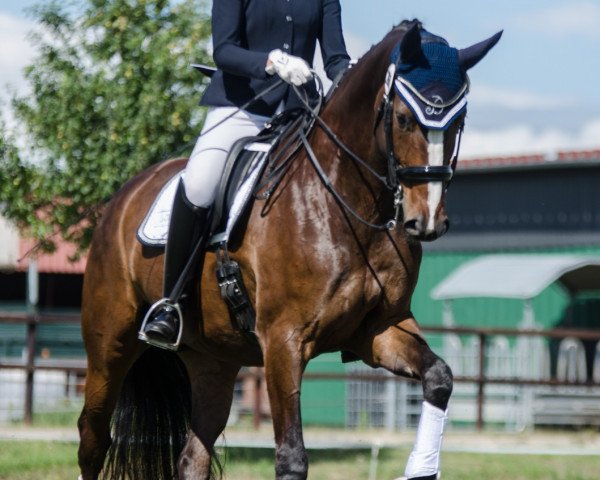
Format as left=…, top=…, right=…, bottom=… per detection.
left=77, top=20, right=501, bottom=480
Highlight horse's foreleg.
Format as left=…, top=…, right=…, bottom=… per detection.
left=358, top=315, right=453, bottom=480
left=262, top=331, right=309, bottom=480
left=178, top=353, right=240, bottom=480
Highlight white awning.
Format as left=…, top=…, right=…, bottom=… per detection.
left=431, top=254, right=600, bottom=300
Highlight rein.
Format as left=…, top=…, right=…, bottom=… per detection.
left=288, top=64, right=464, bottom=231
left=254, top=84, right=322, bottom=201
left=215, top=56, right=464, bottom=232
left=299, top=129, right=400, bottom=230
left=291, top=78, right=401, bottom=230
left=197, top=79, right=286, bottom=139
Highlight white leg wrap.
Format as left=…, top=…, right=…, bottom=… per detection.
left=404, top=401, right=448, bottom=478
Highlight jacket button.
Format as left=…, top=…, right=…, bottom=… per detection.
left=286, top=15, right=292, bottom=22
left=283, top=43, right=290, bottom=50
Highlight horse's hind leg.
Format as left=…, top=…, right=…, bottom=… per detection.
left=355, top=315, right=453, bottom=480
left=177, top=352, right=240, bottom=480
left=77, top=300, right=143, bottom=480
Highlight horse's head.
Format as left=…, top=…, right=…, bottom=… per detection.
left=374, top=22, right=502, bottom=241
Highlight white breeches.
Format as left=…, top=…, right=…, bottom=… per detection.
left=183, top=107, right=270, bottom=208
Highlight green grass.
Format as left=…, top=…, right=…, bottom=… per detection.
left=29, top=409, right=81, bottom=427
left=394, top=450, right=600, bottom=480
left=0, top=441, right=80, bottom=480
left=223, top=448, right=600, bottom=480
left=1, top=440, right=600, bottom=479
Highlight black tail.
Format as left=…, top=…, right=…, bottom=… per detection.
left=102, top=348, right=192, bottom=480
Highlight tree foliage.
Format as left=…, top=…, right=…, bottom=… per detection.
left=0, top=0, right=211, bottom=253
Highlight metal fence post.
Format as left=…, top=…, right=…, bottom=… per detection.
left=476, top=332, right=486, bottom=431
left=24, top=260, right=39, bottom=425
left=24, top=315, right=38, bottom=425
left=384, top=375, right=397, bottom=431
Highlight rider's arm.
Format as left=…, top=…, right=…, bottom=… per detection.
left=319, top=0, right=351, bottom=81
left=212, top=0, right=312, bottom=86
left=211, top=0, right=270, bottom=79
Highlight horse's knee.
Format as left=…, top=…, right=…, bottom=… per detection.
left=422, top=358, right=453, bottom=410
left=275, top=442, right=308, bottom=480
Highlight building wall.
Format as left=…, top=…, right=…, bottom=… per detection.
left=0, top=271, right=84, bottom=358
left=301, top=353, right=346, bottom=426
left=413, top=159, right=600, bottom=336
left=0, top=216, right=19, bottom=269
left=301, top=158, right=600, bottom=426
left=0, top=215, right=85, bottom=359
left=447, top=165, right=600, bottom=234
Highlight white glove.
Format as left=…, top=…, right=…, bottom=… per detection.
left=265, top=49, right=312, bottom=86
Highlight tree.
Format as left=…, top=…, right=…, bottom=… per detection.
left=0, top=0, right=212, bottom=254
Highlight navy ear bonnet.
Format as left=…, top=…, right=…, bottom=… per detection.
left=390, top=29, right=469, bottom=130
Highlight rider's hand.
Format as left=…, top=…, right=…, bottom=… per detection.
left=266, top=49, right=312, bottom=86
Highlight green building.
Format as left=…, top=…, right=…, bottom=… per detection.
left=301, top=149, right=600, bottom=428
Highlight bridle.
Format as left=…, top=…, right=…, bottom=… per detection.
left=288, top=59, right=465, bottom=231
left=257, top=37, right=467, bottom=231
left=376, top=59, right=465, bottom=192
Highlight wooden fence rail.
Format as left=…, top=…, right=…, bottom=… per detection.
left=2, top=312, right=600, bottom=429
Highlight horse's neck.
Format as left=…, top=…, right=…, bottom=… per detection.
left=320, top=33, right=398, bottom=166
left=308, top=49, right=392, bottom=221
left=324, top=54, right=387, bottom=129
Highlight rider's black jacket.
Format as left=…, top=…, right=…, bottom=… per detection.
left=200, top=0, right=350, bottom=117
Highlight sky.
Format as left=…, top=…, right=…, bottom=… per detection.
left=1, top=0, right=600, bottom=159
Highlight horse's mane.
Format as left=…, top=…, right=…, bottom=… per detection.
left=353, top=18, right=422, bottom=69
left=393, top=18, right=423, bottom=33
left=324, top=19, right=422, bottom=110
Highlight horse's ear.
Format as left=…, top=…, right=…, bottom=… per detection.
left=399, top=23, right=424, bottom=65
left=458, top=31, right=503, bottom=71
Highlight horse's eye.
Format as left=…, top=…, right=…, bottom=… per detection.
left=396, top=113, right=411, bottom=131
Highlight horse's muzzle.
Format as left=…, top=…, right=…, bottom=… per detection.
left=404, top=217, right=450, bottom=241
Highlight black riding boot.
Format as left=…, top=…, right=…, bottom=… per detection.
left=141, top=179, right=211, bottom=347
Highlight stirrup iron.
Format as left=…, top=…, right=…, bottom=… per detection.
left=138, top=298, right=184, bottom=351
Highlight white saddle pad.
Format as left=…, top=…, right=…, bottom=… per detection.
left=137, top=147, right=268, bottom=248
left=137, top=172, right=183, bottom=247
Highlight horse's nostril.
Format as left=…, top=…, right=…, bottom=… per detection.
left=404, top=219, right=419, bottom=232
left=443, top=219, right=450, bottom=232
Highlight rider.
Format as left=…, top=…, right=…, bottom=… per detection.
left=141, top=0, right=350, bottom=346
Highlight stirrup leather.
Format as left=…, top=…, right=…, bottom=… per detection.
left=138, top=298, right=184, bottom=351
